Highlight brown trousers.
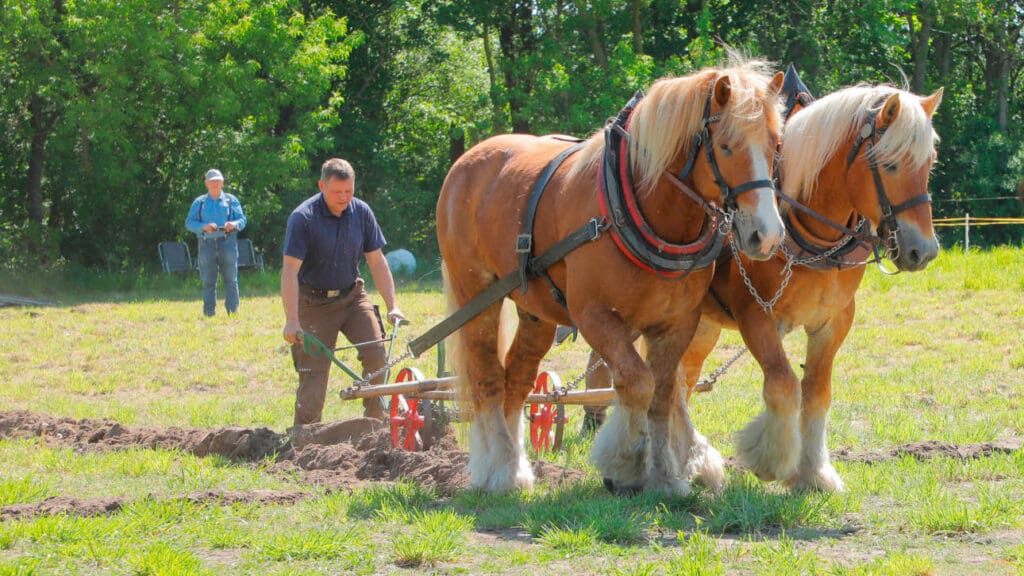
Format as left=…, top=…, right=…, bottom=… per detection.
left=291, top=278, right=388, bottom=425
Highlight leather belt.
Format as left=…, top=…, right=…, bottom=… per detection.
left=301, top=284, right=352, bottom=298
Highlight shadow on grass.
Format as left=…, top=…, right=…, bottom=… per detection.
left=342, top=470, right=857, bottom=546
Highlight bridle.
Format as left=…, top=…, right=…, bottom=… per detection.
left=845, top=104, right=932, bottom=265
left=673, top=91, right=776, bottom=212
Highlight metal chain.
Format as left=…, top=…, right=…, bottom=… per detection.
left=731, top=231, right=854, bottom=315
left=730, top=232, right=795, bottom=315
left=559, top=354, right=607, bottom=395
left=693, top=346, right=748, bottom=393
left=353, top=349, right=413, bottom=388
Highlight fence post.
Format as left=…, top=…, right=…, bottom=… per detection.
left=964, top=213, right=970, bottom=253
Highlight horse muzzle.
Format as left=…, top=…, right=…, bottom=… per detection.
left=883, top=221, right=939, bottom=272
left=731, top=189, right=785, bottom=261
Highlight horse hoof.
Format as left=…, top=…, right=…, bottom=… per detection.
left=602, top=477, right=642, bottom=496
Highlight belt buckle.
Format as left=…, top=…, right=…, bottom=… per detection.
left=326, top=289, right=341, bottom=298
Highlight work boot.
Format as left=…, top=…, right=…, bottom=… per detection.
left=363, top=397, right=388, bottom=421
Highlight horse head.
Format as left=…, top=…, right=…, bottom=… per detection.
left=628, top=64, right=786, bottom=262
left=781, top=85, right=943, bottom=272
left=850, top=88, right=943, bottom=271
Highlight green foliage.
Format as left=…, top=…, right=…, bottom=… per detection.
left=1, top=0, right=1022, bottom=272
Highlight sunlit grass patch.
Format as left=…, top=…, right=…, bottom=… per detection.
left=832, top=550, right=935, bottom=575
left=129, top=541, right=214, bottom=576
left=750, top=533, right=821, bottom=574
left=346, top=480, right=438, bottom=520
left=391, top=508, right=473, bottom=567
left=251, top=523, right=370, bottom=562
left=667, top=529, right=725, bottom=575
left=520, top=485, right=654, bottom=544
left=536, top=523, right=600, bottom=556
left=696, top=472, right=851, bottom=533
left=0, top=477, right=51, bottom=507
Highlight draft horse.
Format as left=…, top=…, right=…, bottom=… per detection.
left=438, top=61, right=785, bottom=494
left=678, top=83, right=944, bottom=492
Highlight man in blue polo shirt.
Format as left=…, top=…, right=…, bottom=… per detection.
left=281, top=158, right=407, bottom=424
left=185, top=169, right=247, bottom=317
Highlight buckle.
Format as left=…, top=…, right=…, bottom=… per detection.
left=326, top=289, right=341, bottom=298
left=516, top=234, right=532, bottom=253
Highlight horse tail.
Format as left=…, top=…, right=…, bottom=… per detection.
left=497, top=298, right=518, bottom=369
left=441, top=261, right=469, bottom=410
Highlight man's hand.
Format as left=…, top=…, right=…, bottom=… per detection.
left=224, top=222, right=237, bottom=233
left=386, top=307, right=407, bottom=326
left=283, top=319, right=305, bottom=345
left=202, top=222, right=217, bottom=233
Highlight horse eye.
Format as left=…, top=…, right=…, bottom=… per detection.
left=883, top=161, right=898, bottom=172
left=719, top=143, right=732, bottom=155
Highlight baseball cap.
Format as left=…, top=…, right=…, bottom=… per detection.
left=205, top=169, right=224, bottom=181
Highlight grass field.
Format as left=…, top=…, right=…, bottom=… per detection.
left=0, top=246, right=1022, bottom=575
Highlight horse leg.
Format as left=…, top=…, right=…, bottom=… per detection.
left=584, top=307, right=655, bottom=494
left=643, top=319, right=701, bottom=496
left=502, top=309, right=557, bottom=490
left=788, top=302, right=855, bottom=492
left=734, top=310, right=802, bottom=482
left=456, top=303, right=520, bottom=492
left=675, top=317, right=726, bottom=491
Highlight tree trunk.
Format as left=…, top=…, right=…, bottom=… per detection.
left=632, top=0, right=643, bottom=54
left=907, top=1, right=933, bottom=93
left=27, top=94, right=49, bottom=225
left=482, top=22, right=505, bottom=133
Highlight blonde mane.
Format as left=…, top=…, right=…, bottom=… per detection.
left=570, top=59, right=780, bottom=194
left=780, top=85, right=940, bottom=202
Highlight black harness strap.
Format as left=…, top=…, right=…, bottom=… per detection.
left=518, top=139, right=587, bottom=294
left=408, top=217, right=607, bottom=359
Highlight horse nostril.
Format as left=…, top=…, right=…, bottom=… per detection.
left=747, top=230, right=762, bottom=251
left=908, top=248, right=921, bottom=264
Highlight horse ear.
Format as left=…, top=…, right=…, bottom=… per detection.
left=769, top=71, right=784, bottom=95
left=920, top=87, right=944, bottom=117
left=877, top=93, right=901, bottom=130
left=714, top=75, right=732, bottom=106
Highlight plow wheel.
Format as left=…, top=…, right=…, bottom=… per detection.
left=389, top=367, right=427, bottom=451
left=528, top=371, right=567, bottom=453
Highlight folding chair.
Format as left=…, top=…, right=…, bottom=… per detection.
left=236, top=238, right=265, bottom=271
left=158, top=241, right=194, bottom=274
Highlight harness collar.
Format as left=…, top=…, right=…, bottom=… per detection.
left=598, top=90, right=724, bottom=277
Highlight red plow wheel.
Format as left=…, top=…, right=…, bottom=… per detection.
left=528, top=371, right=567, bottom=452
left=389, top=367, right=426, bottom=451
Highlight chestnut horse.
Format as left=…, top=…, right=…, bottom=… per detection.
left=438, top=62, right=785, bottom=494
left=677, top=84, right=944, bottom=493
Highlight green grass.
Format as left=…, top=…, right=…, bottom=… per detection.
left=0, top=248, right=1022, bottom=574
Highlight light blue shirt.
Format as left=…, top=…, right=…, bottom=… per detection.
left=185, top=192, right=247, bottom=239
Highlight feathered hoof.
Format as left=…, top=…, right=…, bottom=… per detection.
left=603, top=477, right=642, bottom=496
left=735, top=411, right=800, bottom=482
left=787, top=464, right=845, bottom=493
left=687, top=442, right=726, bottom=492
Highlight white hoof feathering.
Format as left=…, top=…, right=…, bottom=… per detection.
left=590, top=405, right=649, bottom=490
left=506, top=410, right=535, bottom=489
left=671, top=400, right=724, bottom=491
left=788, top=415, right=844, bottom=492
left=735, top=410, right=800, bottom=482
left=647, top=422, right=690, bottom=496
left=468, top=406, right=533, bottom=492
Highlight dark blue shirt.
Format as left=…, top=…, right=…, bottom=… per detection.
left=283, top=194, right=386, bottom=289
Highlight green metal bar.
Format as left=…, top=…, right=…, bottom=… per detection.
left=300, top=332, right=362, bottom=381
